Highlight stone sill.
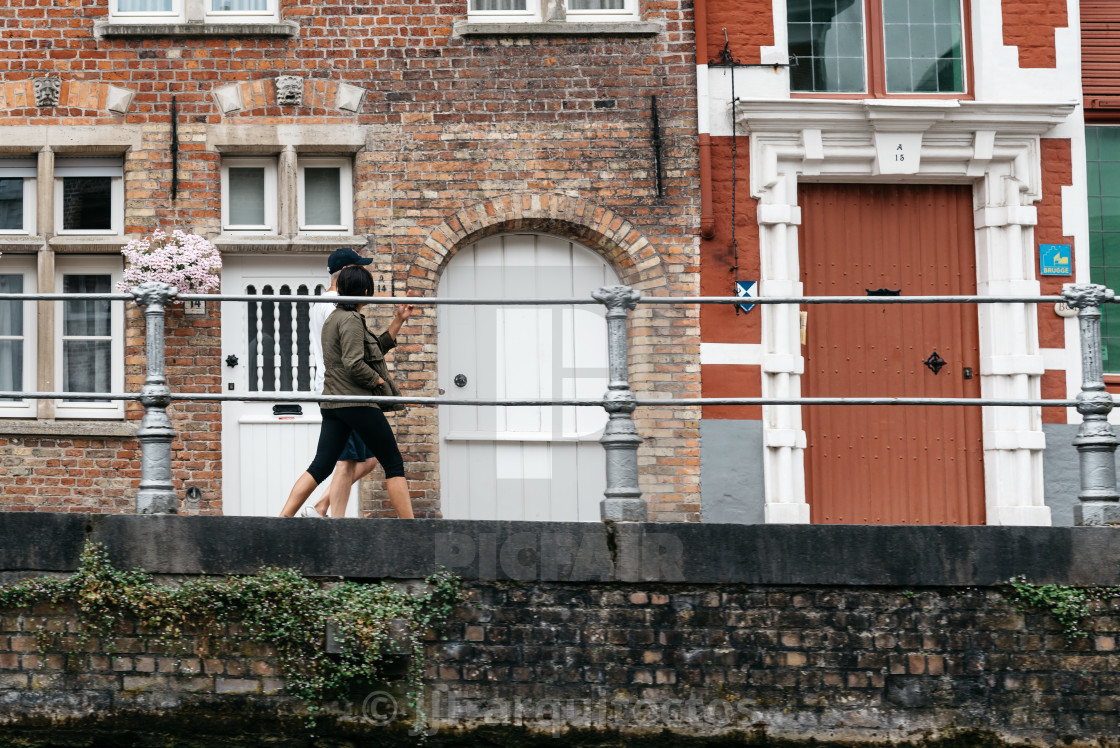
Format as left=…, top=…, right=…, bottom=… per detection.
left=0, top=419, right=137, bottom=438
left=454, top=20, right=663, bottom=37
left=94, top=21, right=299, bottom=39
left=0, top=236, right=128, bottom=253
left=211, top=235, right=367, bottom=254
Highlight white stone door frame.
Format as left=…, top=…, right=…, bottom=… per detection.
left=735, top=100, right=1076, bottom=526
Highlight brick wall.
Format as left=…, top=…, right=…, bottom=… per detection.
left=1001, top=0, right=1068, bottom=69
left=1037, top=138, right=1075, bottom=424
left=3, top=580, right=1119, bottom=745
left=0, top=1, right=701, bottom=519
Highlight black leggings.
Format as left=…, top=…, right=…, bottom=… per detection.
left=306, top=406, right=405, bottom=484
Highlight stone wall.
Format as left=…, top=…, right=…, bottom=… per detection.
left=3, top=516, right=1120, bottom=746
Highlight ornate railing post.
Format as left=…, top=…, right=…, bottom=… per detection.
left=1063, top=284, right=1120, bottom=525
left=131, top=282, right=179, bottom=514
left=593, top=285, right=645, bottom=522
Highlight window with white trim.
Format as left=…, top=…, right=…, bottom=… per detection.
left=54, top=158, right=124, bottom=236
left=221, top=157, right=278, bottom=234
left=467, top=0, right=638, bottom=23
left=54, top=258, right=125, bottom=419
left=0, top=258, right=36, bottom=418
left=297, top=158, right=353, bottom=234
left=221, top=155, right=354, bottom=236
left=0, top=160, right=37, bottom=236
left=109, top=0, right=279, bottom=24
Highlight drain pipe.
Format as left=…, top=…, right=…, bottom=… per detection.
left=696, top=0, right=715, bottom=240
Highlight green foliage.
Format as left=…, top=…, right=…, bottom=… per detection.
left=0, top=542, right=461, bottom=732
left=1005, top=575, right=1119, bottom=641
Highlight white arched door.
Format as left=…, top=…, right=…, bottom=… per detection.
left=438, top=234, right=616, bottom=521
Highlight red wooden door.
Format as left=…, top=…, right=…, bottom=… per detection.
left=799, top=183, right=985, bottom=525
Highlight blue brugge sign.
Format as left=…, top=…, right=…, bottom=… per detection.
left=1040, top=244, right=1072, bottom=276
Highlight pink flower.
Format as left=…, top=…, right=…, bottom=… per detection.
left=116, top=230, right=222, bottom=295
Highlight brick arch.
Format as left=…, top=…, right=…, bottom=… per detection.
left=412, top=193, right=666, bottom=291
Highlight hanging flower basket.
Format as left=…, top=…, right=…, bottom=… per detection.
left=116, top=229, right=222, bottom=296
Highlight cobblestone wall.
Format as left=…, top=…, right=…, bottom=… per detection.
left=2, top=579, right=1119, bottom=746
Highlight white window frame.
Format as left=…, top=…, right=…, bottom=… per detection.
left=54, top=158, right=124, bottom=237
left=0, top=160, right=37, bottom=236
left=467, top=0, right=542, bottom=23
left=205, top=0, right=279, bottom=23
left=54, top=257, right=125, bottom=420
left=109, top=0, right=183, bottom=23
left=297, top=157, right=353, bottom=235
left=221, top=157, right=278, bottom=234
left=565, top=0, right=639, bottom=22
left=0, top=257, right=38, bottom=419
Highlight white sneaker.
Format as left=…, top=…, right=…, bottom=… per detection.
left=299, top=506, right=327, bottom=519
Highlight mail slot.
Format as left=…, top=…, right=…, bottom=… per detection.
left=273, top=404, right=303, bottom=417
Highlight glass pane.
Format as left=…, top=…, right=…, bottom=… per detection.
left=0, top=340, right=22, bottom=391
left=1087, top=126, right=1120, bottom=371
left=470, top=0, right=526, bottom=9
left=884, top=0, right=964, bottom=93
left=211, top=0, right=268, bottom=10
left=228, top=167, right=266, bottom=226
left=63, top=339, right=111, bottom=396
left=63, top=275, right=111, bottom=337
left=787, top=0, right=866, bottom=93
left=0, top=178, right=23, bottom=231
left=303, top=167, right=342, bottom=226
left=0, top=275, right=24, bottom=337
left=568, top=0, right=624, bottom=8
left=118, top=0, right=173, bottom=11
left=62, top=177, right=112, bottom=231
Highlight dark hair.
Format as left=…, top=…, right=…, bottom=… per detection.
left=336, top=265, right=374, bottom=310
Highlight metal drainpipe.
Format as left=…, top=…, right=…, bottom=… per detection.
left=131, top=282, right=179, bottom=514
left=1062, top=283, right=1120, bottom=524
left=696, top=0, right=715, bottom=240
left=593, top=285, right=645, bottom=522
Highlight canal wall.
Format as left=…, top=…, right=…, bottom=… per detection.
left=2, top=515, right=1120, bottom=746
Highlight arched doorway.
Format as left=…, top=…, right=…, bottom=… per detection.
left=437, top=233, right=619, bottom=521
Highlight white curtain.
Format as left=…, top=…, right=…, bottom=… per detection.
left=117, top=0, right=173, bottom=11
left=471, top=0, right=528, bottom=10
left=569, top=0, right=625, bottom=8
left=211, top=0, right=269, bottom=11
left=62, top=275, right=111, bottom=398
left=0, top=276, right=22, bottom=392
left=304, top=168, right=341, bottom=226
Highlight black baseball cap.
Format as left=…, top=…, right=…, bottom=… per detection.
left=327, top=248, right=373, bottom=274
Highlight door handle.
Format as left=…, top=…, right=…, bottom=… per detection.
left=454, top=374, right=468, bottom=388
left=923, top=351, right=947, bottom=375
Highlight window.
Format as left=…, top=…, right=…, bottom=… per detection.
left=0, top=259, right=36, bottom=418
left=297, top=158, right=352, bottom=234
left=221, top=157, right=278, bottom=234
left=109, top=0, right=278, bottom=24
left=1087, top=126, right=1120, bottom=372
left=54, top=258, right=125, bottom=419
left=54, top=158, right=124, bottom=236
left=0, top=160, right=37, bottom=236
left=788, top=0, right=966, bottom=95
left=221, top=155, right=354, bottom=236
left=467, top=0, right=637, bottom=23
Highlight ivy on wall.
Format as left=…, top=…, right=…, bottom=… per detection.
left=1006, top=575, right=1120, bottom=641
left=0, top=542, right=461, bottom=732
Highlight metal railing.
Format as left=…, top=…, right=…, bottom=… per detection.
left=1, top=281, right=1119, bottom=525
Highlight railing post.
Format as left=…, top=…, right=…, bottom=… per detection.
left=1063, top=283, right=1120, bottom=525
left=593, top=285, right=645, bottom=522
left=130, top=282, right=179, bottom=514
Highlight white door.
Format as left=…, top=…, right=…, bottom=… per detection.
left=220, top=256, right=360, bottom=517
left=438, top=234, right=615, bottom=521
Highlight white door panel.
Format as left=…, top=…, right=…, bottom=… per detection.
left=221, top=256, right=359, bottom=517
left=438, top=234, right=615, bottom=522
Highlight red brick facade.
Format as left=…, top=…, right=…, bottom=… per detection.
left=1001, top=0, right=1067, bottom=68
left=0, top=1, right=702, bottom=519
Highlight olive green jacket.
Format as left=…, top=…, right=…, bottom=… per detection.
left=320, top=308, right=400, bottom=409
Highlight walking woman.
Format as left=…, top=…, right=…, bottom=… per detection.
left=279, top=265, right=414, bottom=518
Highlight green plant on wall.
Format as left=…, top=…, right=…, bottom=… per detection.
left=1006, top=575, right=1120, bottom=641
left=0, top=542, right=462, bottom=732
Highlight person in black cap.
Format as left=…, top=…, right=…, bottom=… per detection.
left=297, top=248, right=379, bottom=518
